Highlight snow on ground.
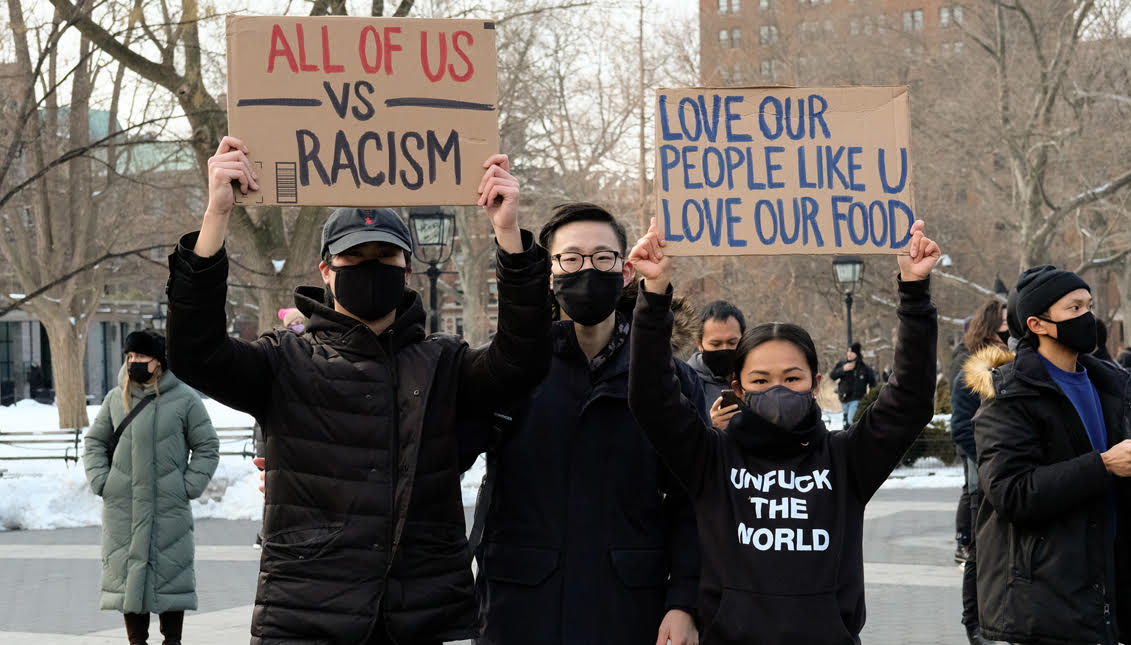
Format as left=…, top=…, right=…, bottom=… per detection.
left=1, top=403, right=958, bottom=531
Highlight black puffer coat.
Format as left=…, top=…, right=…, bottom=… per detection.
left=829, top=360, right=876, bottom=403
left=969, top=343, right=1131, bottom=645
left=166, top=230, right=550, bottom=644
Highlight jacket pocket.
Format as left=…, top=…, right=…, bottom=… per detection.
left=704, top=587, right=853, bottom=645
left=609, top=548, right=666, bottom=589
left=1008, top=526, right=1036, bottom=583
left=261, top=523, right=345, bottom=562
left=480, top=543, right=559, bottom=586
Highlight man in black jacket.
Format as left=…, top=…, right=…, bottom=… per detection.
left=971, top=265, right=1131, bottom=645
left=165, top=137, right=551, bottom=644
left=829, top=342, right=876, bottom=426
left=687, top=300, right=746, bottom=429
left=469, top=203, right=702, bottom=645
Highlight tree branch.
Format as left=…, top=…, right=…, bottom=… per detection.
left=0, top=245, right=170, bottom=318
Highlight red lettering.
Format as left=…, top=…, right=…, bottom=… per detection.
left=383, top=27, right=402, bottom=75
left=267, top=24, right=298, bottom=73
left=321, top=26, right=344, bottom=73
left=359, top=26, right=382, bottom=73
left=449, top=31, right=474, bottom=82
left=420, top=31, right=447, bottom=83
left=295, top=24, right=319, bottom=72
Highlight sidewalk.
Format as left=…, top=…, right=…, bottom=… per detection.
left=0, top=488, right=968, bottom=644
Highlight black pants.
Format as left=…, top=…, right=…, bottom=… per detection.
left=365, top=615, right=440, bottom=645
left=961, top=457, right=981, bottom=628
left=123, top=611, right=183, bottom=644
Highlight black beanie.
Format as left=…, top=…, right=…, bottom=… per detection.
left=1014, top=266, right=1090, bottom=327
left=124, top=330, right=167, bottom=369
left=850, top=342, right=862, bottom=355
left=1005, top=287, right=1024, bottom=340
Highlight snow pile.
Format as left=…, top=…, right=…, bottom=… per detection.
left=882, top=457, right=964, bottom=490
left=0, top=463, right=102, bottom=530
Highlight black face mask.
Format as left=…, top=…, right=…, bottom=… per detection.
left=553, top=269, right=624, bottom=326
left=1041, top=311, right=1097, bottom=354
left=128, top=362, right=153, bottom=384
left=997, top=330, right=1011, bottom=346
left=700, top=349, right=736, bottom=379
left=329, top=259, right=406, bottom=322
left=743, top=385, right=817, bottom=433
left=726, top=387, right=824, bottom=455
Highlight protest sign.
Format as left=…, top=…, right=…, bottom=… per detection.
left=655, top=86, right=915, bottom=256
left=225, top=15, right=498, bottom=207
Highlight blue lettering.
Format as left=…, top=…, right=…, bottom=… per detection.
left=785, top=97, right=805, bottom=141
left=724, top=96, right=752, bottom=142
left=754, top=199, right=778, bottom=245
left=681, top=146, right=703, bottom=189
left=888, top=200, right=915, bottom=249
left=745, top=148, right=766, bottom=190
left=831, top=195, right=852, bottom=247
left=868, top=200, right=888, bottom=246
left=659, top=145, right=680, bottom=191
left=725, top=197, right=747, bottom=247
left=678, top=97, right=702, bottom=141
left=724, top=147, right=744, bottom=190
left=661, top=199, right=684, bottom=242
left=698, top=94, right=723, bottom=143
left=703, top=147, right=726, bottom=188
left=826, top=146, right=849, bottom=190
left=683, top=199, right=705, bottom=242
left=758, top=96, right=783, bottom=140
left=847, top=201, right=868, bottom=245
left=659, top=95, right=682, bottom=141
left=800, top=196, right=823, bottom=246
left=808, top=94, right=831, bottom=139
left=798, top=147, right=817, bottom=189
left=847, top=146, right=865, bottom=192
left=879, top=148, right=909, bottom=194
left=765, top=146, right=786, bottom=189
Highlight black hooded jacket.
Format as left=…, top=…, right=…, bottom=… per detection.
left=627, top=278, right=937, bottom=644
left=969, top=342, right=1131, bottom=645
left=165, top=230, right=551, bottom=644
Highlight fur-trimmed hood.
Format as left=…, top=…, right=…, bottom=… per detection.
left=962, top=344, right=1015, bottom=400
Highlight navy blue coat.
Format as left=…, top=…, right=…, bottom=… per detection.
left=472, top=319, right=705, bottom=645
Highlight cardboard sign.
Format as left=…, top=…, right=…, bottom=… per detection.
left=225, top=15, right=499, bottom=207
left=655, top=86, right=915, bottom=256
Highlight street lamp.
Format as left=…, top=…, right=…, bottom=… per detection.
left=408, top=207, right=456, bottom=334
left=832, top=255, right=865, bottom=349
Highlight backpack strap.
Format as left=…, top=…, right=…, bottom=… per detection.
left=107, top=394, right=156, bottom=466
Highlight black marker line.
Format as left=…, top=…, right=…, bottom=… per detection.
left=385, top=98, right=496, bottom=111
left=236, top=98, right=323, bottom=107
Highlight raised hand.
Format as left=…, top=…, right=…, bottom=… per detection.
left=628, top=217, right=672, bottom=293
left=206, top=136, right=259, bottom=218
left=477, top=154, right=523, bottom=254
left=897, top=219, right=941, bottom=282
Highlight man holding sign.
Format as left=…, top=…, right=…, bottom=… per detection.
left=165, top=136, right=551, bottom=644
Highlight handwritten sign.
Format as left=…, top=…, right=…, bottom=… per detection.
left=655, top=86, right=915, bottom=256
left=225, top=16, right=498, bottom=207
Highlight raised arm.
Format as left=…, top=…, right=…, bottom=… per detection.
left=844, top=221, right=940, bottom=501
left=166, top=137, right=274, bottom=416
left=627, top=218, right=720, bottom=499
left=457, top=155, right=552, bottom=411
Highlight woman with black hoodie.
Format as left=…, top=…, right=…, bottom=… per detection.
left=626, top=218, right=940, bottom=644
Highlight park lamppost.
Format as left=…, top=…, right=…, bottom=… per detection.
left=832, top=256, right=865, bottom=349
left=409, top=207, right=456, bottom=334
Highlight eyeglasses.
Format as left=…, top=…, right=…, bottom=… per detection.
left=552, top=251, right=621, bottom=274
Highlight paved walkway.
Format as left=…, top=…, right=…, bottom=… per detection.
left=0, top=488, right=969, bottom=644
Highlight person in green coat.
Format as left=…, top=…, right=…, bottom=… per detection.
left=83, top=330, right=219, bottom=645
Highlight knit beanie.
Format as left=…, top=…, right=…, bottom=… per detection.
left=1014, top=266, right=1090, bottom=327
left=123, top=330, right=167, bottom=369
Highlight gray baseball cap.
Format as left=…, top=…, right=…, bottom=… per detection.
left=321, top=208, right=414, bottom=257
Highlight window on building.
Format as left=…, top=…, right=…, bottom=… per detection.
left=877, top=14, right=888, bottom=29
left=731, top=0, right=741, bottom=12
left=731, top=28, right=742, bottom=48
left=942, top=42, right=951, bottom=53
left=953, top=41, right=964, bottom=53
left=863, top=16, right=874, bottom=35
left=940, top=7, right=951, bottom=27
left=760, top=0, right=770, bottom=7
left=761, top=59, right=772, bottom=76
left=954, top=6, right=964, bottom=24
left=719, top=0, right=728, bottom=13
left=850, top=19, right=859, bottom=35
left=719, top=29, right=730, bottom=48
left=903, top=9, right=924, bottom=32
left=759, top=25, right=778, bottom=45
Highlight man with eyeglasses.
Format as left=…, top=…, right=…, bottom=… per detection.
left=468, top=203, right=705, bottom=645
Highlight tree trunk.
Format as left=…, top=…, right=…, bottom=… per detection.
left=38, top=315, right=90, bottom=429
left=453, top=206, right=494, bottom=346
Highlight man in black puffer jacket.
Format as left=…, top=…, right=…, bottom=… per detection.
left=166, top=138, right=551, bottom=644
left=970, top=266, right=1131, bottom=645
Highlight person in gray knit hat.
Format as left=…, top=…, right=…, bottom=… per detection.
left=968, top=265, right=1131, bottom=645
